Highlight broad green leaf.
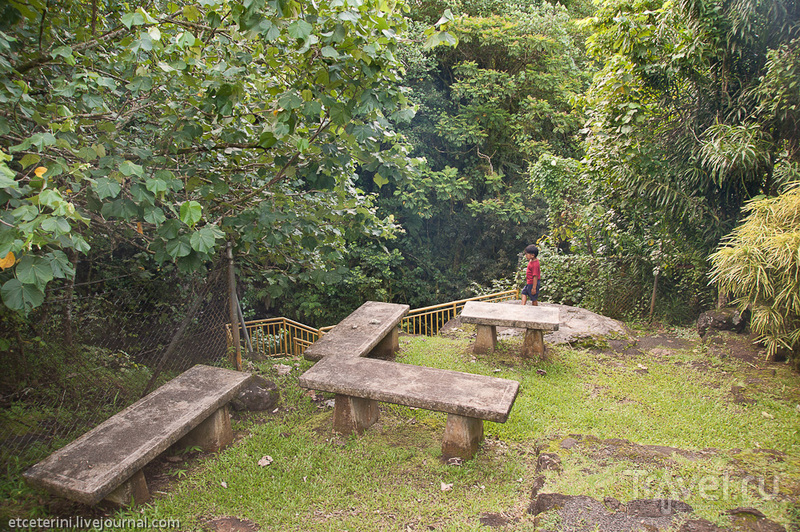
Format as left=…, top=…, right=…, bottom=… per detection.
left=374, top=173, right=389, bottom=188
left=330, top=103, right=351, bottom=125
left=158, top=219, right=181, bottom=239
left=16, top=255, right=54, bottom=286
left=144, top=206, right=166, bottom=225
left=50, top=45, right=73, bottom=59
left=189, top=226, right=222, bottom=253
left=179, top=201, right=203, bottom=227
left=166, top=236, right=192, bottom=258
left=126, top=76, right=154, bottom=93
left=38, top=189, right=64, bottom=208
left=0, top=173, right=17, bottom=189
left=321, top=46, right=339, bottom=58
left=1, top=279, right=44, bottom=311
left=258, top=131, right=277, bottom=148
left=93, top=178, right=121, bottom=199
left=40, top=217, right=71, bottom=234
left=288, top=20, right=313, bottom=41
left=145, top=178, right=169, bottom=195
left=47, top=250, right=75, bottom=278
left=121, top=12, right=145, bottom=28
left=120, top=160, right=144, bottom=177
left=177, top=31, right=198, bottom=47
left=100, top=198, right=138, bottom=219
left=20, top=153, right=40, bottom=168
left=279, top=93, right=303, bottom=110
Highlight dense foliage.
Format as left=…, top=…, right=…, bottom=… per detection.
left=368, top=0, right=590, bottom=307
left=0, top=0, right=417, bottom=313
left=710, top=184, right=800, bottom=367
left=2, top=0, right=799, bottom=335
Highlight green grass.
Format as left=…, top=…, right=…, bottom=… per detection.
left=12, top=327, right=800, bottom=530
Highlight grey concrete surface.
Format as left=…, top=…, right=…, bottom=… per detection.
left=299, top=356, right=519, bottom=423
left=303, top=301, right=409, bottom=361
left=23, top=364, right=251, bottom=505
left=460, top=301, right=560, bottom=331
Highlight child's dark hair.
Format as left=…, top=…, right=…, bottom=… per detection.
left=524, top=244, right=539, bottom=257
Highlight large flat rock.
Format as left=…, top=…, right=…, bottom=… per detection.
left=23, top=365, right=251, bottom=505
left=538, top=303, right=632, bottom=345
left=460, top=301, right=560, bottom=331
left=304, top=301, right=409, bottom=361
left=299, top=356, right=519, bottom=423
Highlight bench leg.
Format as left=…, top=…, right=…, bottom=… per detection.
left=473, top=324, right=497, bottom=354
left=522, top=329, right=545, bottom=359
left=333, top=394, right=378, bottom=435
left=370, top=327, right=400, bottom=360
left=104, top=469, right=150, bottom=506
left=176, top=404, right=234, bottom=452
left=442, top=414, right=484, bottom=460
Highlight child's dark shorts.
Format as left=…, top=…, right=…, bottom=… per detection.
left=521, top=280, right=541, bottom=300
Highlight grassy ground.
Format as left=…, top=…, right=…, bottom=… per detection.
left=9, top=324, right=800, bottom=531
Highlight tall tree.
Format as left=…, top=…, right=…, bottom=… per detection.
left=563, top=0, right=800, bottom=319
left=581, top=0, right=800, bottom=237
left=0, top=0, right=416, bottom=312
left=374, top=1, right=589, bottom=303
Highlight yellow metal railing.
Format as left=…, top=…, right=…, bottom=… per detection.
left=399, top=289, right=519, bottom=336
left=226, top=289, right=519, bottom=357
left=226, top=317, right=322, bottom=357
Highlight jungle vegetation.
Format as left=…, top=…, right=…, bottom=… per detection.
left=1, top=0, right=798, bottom=363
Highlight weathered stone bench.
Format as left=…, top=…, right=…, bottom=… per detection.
left=23, top=364, right=251, bottom=506
left=304, top=300, right=410, bottom=361
left=299, top=355, right=519, bottom=460
left=460, top=301, right=560, bottom=358
left=299, top=301, right=520, bottom=459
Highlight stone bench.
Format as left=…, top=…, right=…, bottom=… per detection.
left=23, top=364, right=251, bottom=506
left=303, top=300, right=410, bottom=361
left=460, top=301, right=560, bottom=358
left=299, top=356, right=519, bottom=460
left=298, top=301, right=520, bottom=459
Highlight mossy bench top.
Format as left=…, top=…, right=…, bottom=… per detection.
left=304, top=301, right=410, bottom=361
left=299, top=356, right=519, bottom=423
left=23, top=364, right=251, bottom=505
left=460, top=301, right=560, bottom=331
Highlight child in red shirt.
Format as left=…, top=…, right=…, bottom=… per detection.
left=521, top=244, right=541, bottom=306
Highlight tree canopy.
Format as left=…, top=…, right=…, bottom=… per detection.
left=1, top=0, right=418, bottom=311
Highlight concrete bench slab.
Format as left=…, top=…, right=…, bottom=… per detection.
left=23, top=364, right=251, bottom=506
left=460, top=301, right=560, bottom=358
left=299, top=355, right=519, bottom=459
left=304, top=301, right=410, bottom=361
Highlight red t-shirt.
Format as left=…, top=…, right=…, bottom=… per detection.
left=526, top=259, right=541, bottom=284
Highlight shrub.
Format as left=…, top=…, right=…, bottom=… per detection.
left=709, top=183, right=800, bottom=367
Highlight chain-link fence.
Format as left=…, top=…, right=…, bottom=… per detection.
left=540, top=252, right=712, bottom=324
left=0, top=258, right=233, bottom=483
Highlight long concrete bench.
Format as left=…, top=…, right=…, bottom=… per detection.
left=23, top=364, right=251, bottom=506
left=304, top=301, right=410, bottom=361
left=298, top=301, right=520, bottom=459
left=299, top=355, right=519, bottom=459
left=460, top=301, right=560, bottom=358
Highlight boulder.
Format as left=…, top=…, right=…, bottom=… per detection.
left=697, top=308, right=750, bottom=337
left=231, top=375, right=279, bottom=412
